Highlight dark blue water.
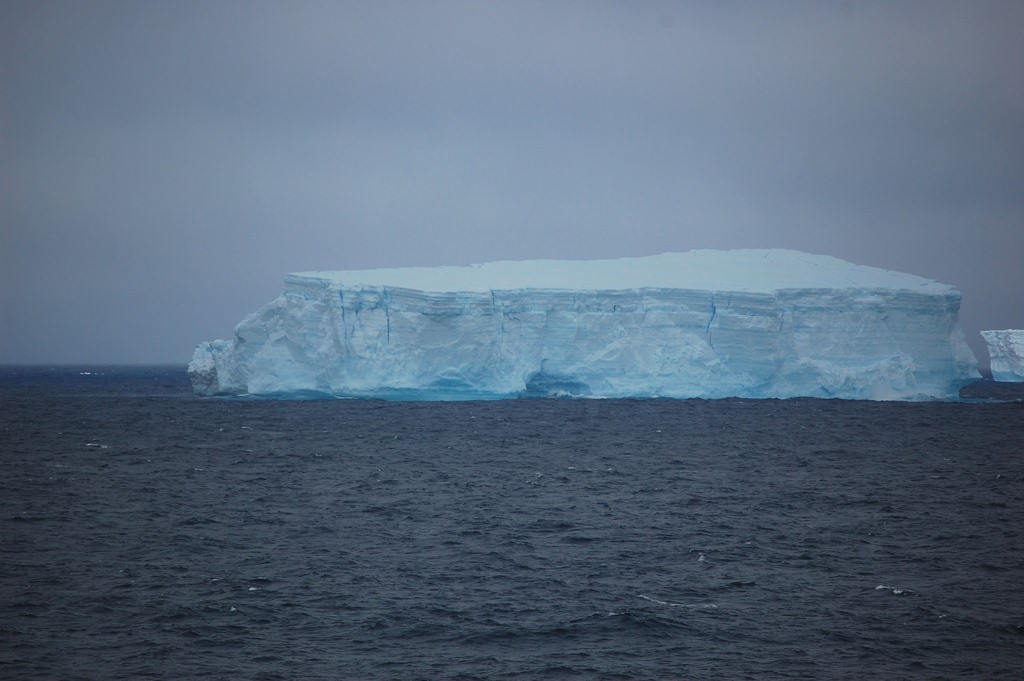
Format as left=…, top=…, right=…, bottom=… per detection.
left=2, top=367, right=1023, bottom=679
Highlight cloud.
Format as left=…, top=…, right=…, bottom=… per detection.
left=2, top=0, right=1022, bottom=362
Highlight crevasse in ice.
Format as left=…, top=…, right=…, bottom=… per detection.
left=189, top=250, right=979, bottom=400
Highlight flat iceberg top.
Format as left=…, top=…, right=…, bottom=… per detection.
left=292, top=249, right=954, bottom=294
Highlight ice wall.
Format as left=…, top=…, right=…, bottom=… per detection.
left=981, top=330, right=1024, bottom=382
left=189, top=250, right=979, bottom=400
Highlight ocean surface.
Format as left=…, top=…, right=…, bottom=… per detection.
left=2, top=366, right=1022, bottom=680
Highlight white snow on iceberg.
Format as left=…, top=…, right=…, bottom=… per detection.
left=189, top=250, right=979, bottom=400
left=981, top=329, right=1024, bottom=382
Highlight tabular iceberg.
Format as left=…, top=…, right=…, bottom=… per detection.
left=981, top=330, right=1024, bottom=382
left=189, top=249, right=978, bottom=400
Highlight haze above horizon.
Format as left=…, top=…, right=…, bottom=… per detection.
left=2, top=1, right=1022, bottom=365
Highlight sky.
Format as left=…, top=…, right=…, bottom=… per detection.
left=2, top=0, right=1022, bottom=366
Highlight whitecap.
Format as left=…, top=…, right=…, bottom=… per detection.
left=875, top=584, right=914, bottom=595
left=639, top=594, right=717, bottom=609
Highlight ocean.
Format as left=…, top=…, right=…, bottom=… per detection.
left=2, top=366, right=1022, bottom=680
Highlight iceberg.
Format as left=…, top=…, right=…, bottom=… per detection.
left=189, top=249, right=978, bottom=400
left=981, top=330, right=1024, bottom=382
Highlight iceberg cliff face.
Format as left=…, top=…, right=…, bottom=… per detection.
left=189, top=250, right=978, bottom=400
left=981, top=330, right=1024, bottom=382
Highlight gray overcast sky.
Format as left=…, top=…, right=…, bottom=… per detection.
left=2, top=0, right=1022, bottom=365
